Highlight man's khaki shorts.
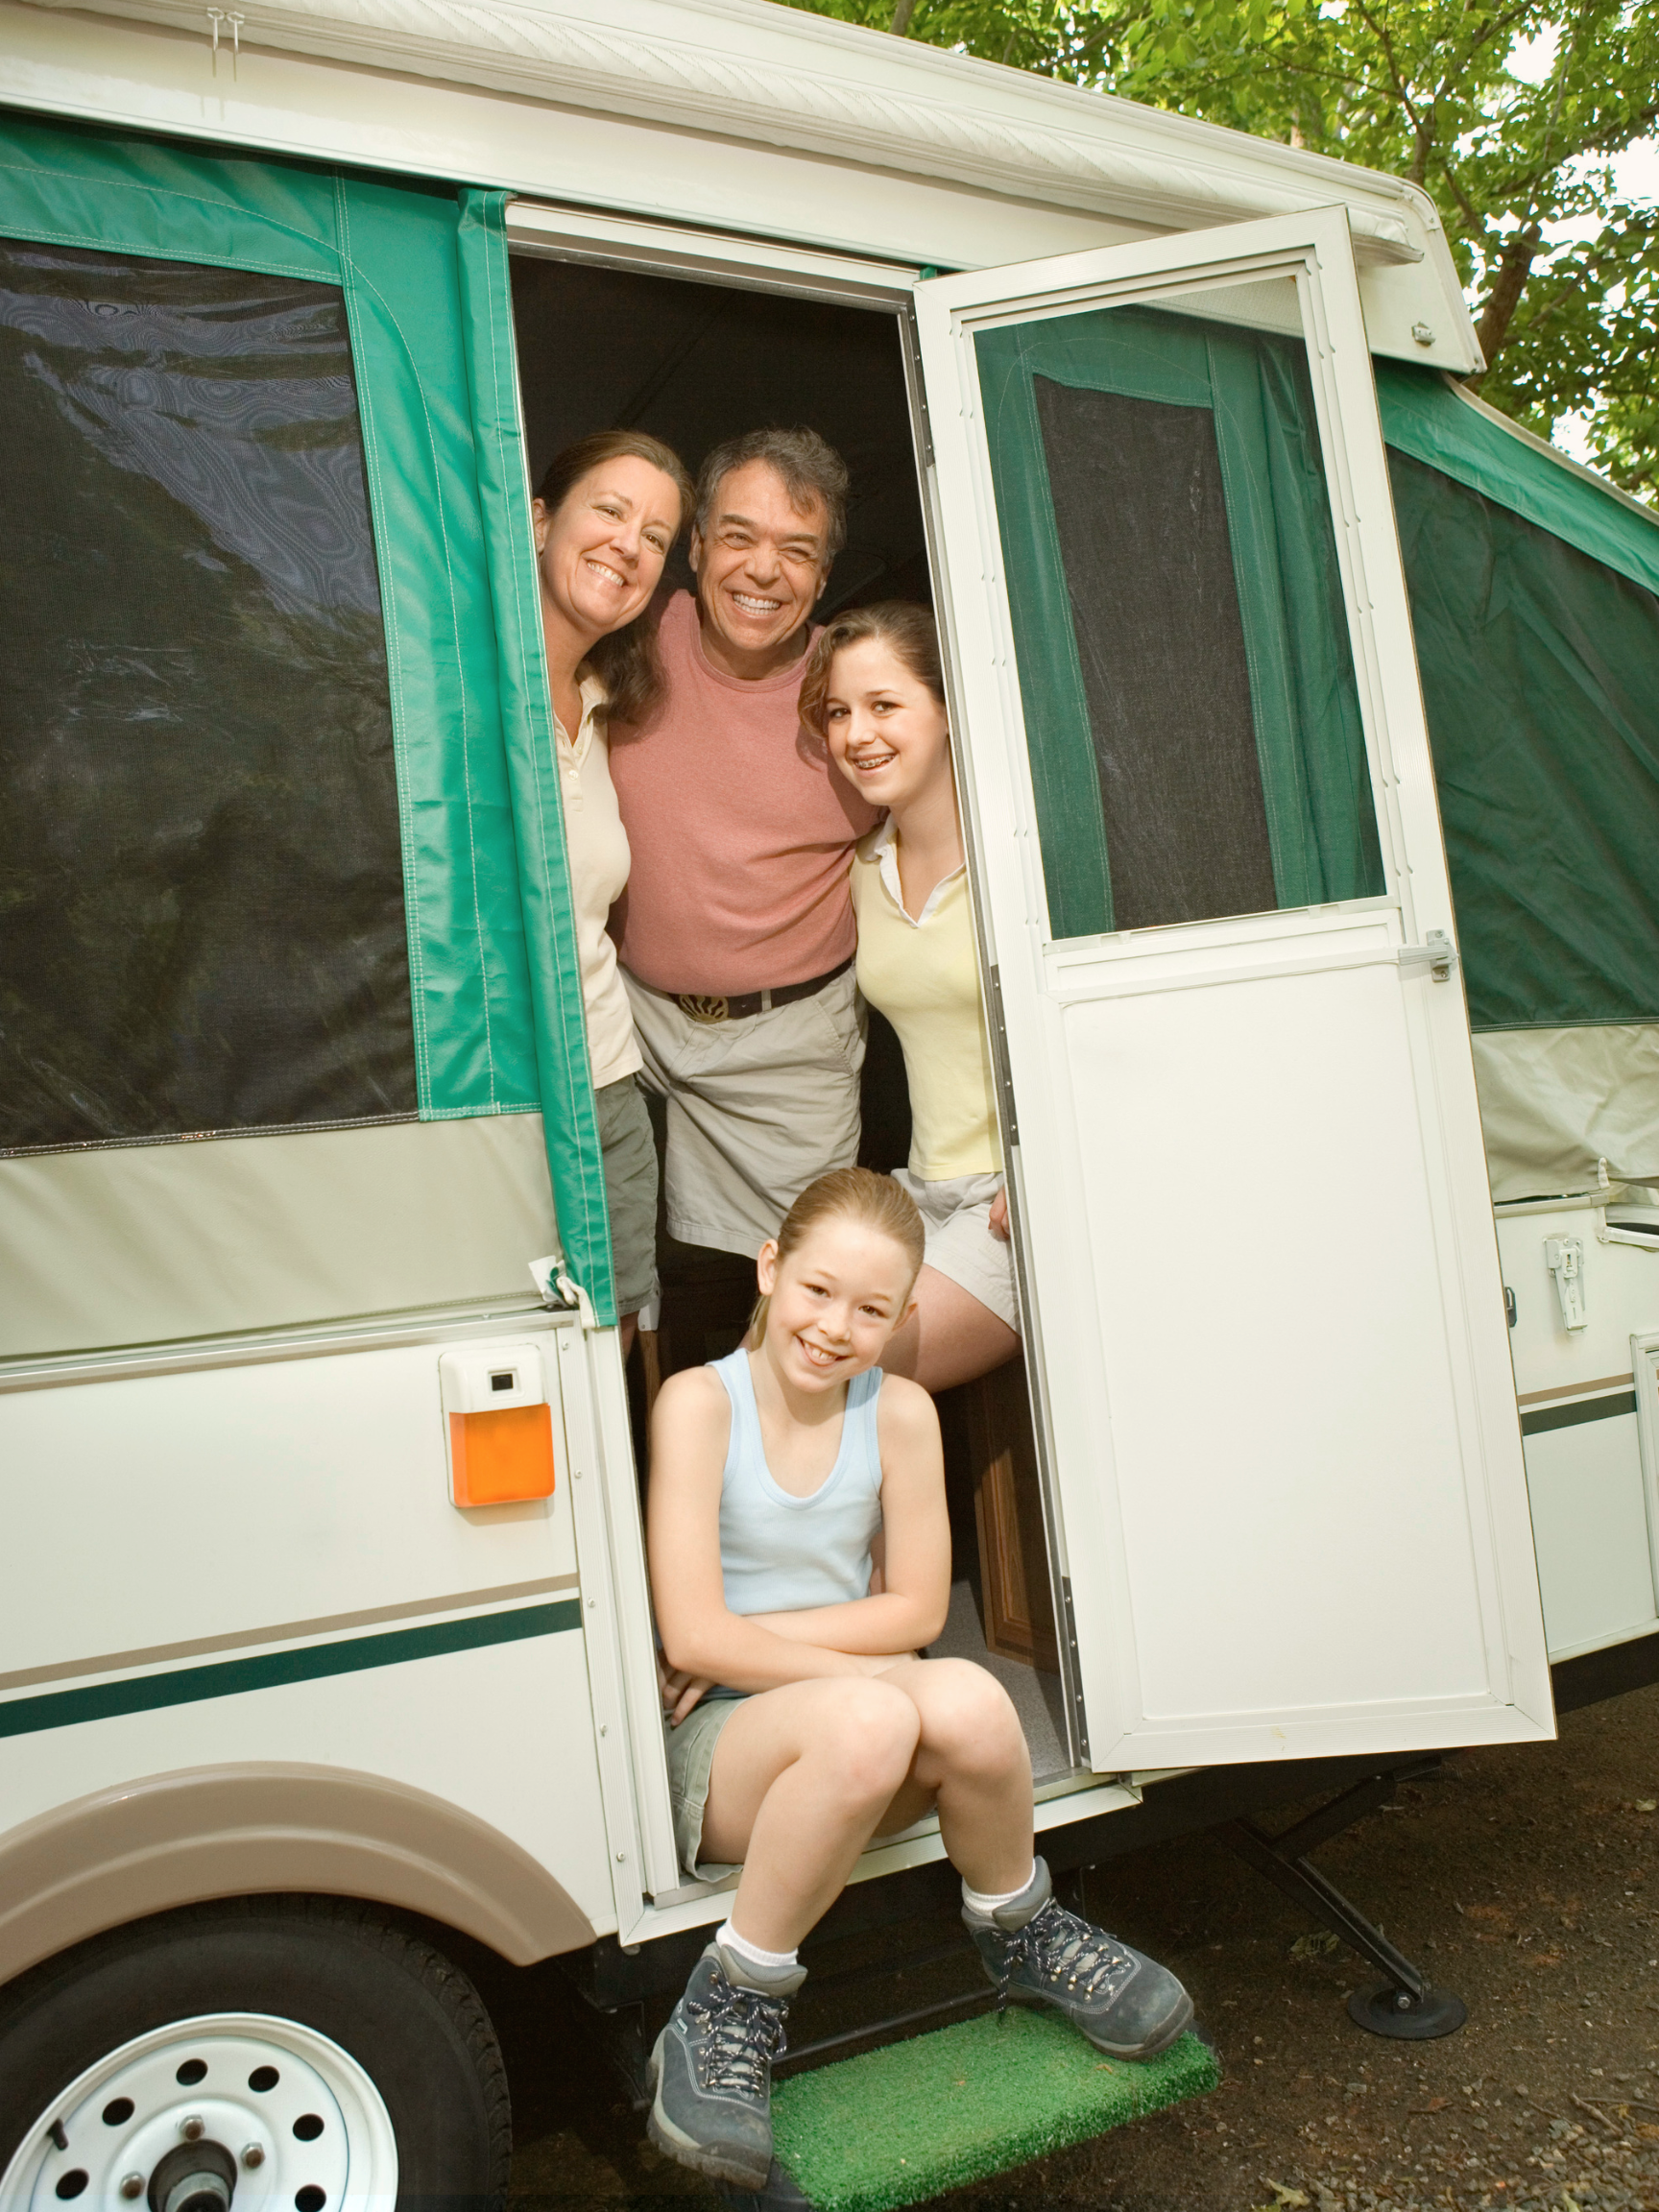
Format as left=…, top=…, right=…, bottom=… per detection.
left=623, top=965, right=866, bottom=1258
left=595, top=1071, right=660, bottom=1317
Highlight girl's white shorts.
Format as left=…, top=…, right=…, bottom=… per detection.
left=891, top=1168, right=1021, bottom=1334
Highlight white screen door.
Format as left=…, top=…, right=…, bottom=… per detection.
left=914, top=208, right=1553, bottom=1771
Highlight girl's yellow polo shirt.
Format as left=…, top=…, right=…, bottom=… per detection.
left=850, top=820, right=1001, bottom=1182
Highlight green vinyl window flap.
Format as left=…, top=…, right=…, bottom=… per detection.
left=1376, top=363, right=1659, bottom=602
left=0, top=111, right=541, bottom=1128
left=454, top=188, right=614, bottom=1322
left=976, top=301, right=1382, bottom=942
left=1387, top=448, right=1659, bottom=1031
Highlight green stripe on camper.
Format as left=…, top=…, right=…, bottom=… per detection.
left=0, top=1601, right=582, bottom=1740
left=1521, top=1391, right=1639, bottom=1437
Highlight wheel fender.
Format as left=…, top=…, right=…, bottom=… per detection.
left=0, top=1762, right=596, bottom=1985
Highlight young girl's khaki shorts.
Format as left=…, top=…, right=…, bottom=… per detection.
left=664, top=1693, right=747, bottom=1882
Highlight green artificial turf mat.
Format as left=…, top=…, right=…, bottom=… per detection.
left=769, top=2010, right=1219, bottom=2212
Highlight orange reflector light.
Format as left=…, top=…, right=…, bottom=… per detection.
left=447, top=1403, right=556, bottom=1507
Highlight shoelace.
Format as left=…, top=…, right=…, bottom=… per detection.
left=997, top=1899, right=1134, bottom=2014
left=685, top=1980, right=790, bottom=2097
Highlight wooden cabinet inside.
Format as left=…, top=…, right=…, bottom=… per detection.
left=967, top=1356, right=1060, bottom=1670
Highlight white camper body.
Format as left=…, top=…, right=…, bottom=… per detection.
left=1, top=0, right=1656, bottom=2191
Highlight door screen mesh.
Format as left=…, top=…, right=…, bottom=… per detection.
left=1033, top=376, right=1278, bottom=930
left=0, top=239, right=415, bottom=1154
left=977, top=298, right=1383, bottom=940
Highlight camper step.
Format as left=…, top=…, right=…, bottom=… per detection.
left=715, top=2008, right=1219, bottom=2212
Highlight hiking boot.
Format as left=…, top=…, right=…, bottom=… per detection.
left=647, top=1942, right=805, bottom=2189
left=964, top=1858, right=1193, bottom=2058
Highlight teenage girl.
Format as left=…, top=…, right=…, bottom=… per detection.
left=531, top=428, right=694, bottom=1353
left=645, top=1167, right=1190, bottom=2191
left=800, top=603, right=1015, bottom=1393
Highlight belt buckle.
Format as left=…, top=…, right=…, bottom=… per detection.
left=680, top=994, right=730, bottom=1024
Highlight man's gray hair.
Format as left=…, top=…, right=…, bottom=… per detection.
left=694, top=426, right=850, bottom=561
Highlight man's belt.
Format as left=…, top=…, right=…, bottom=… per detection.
left=664, top=956, right=854, bottom=1025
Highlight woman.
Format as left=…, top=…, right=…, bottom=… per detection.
left=531, top=430, right=694, bottom=1350
left=646, top=1166, right=1190, bottom=2189
left=800, top=603, right=1018, bottom=1392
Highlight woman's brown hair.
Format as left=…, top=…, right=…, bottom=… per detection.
left=534, top=430, right=694, bottom=728
left=750, top=1166, right=926, bottom=1342
left=798, top=600, right=945, bottom=738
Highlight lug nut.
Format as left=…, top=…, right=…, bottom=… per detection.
left=119, top=2178, right=145, bottom=2201
left=242, top=2146, right=266, bottom=2169
left=180, top=2115, right=205, bottom=2141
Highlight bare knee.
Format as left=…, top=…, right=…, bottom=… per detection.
left=912, top=1660, right=1026, bottom=1778
left=808, top=1681, right=922, bottom=1807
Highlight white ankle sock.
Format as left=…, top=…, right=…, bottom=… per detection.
left=962, top=1863, right=1038, bottom=1916
left=716, top=1919, right=799, bottom=1974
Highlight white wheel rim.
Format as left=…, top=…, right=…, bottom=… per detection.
left=0, top=2013, right=398, bottom=2212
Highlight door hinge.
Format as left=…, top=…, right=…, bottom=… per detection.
left=1397, top=929, right=1457, bottom=982
left=1061, top=1577, right=1090, bottom=1766
left=985, top=963, right=1020, bottom=1147
left=901, top=303, right=935, bottom=471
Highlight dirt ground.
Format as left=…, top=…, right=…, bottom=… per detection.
left=499, top=1678, right=1659, bottom=2212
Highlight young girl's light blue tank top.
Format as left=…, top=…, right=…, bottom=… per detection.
left=710, top=1347, right=885, bottom=1616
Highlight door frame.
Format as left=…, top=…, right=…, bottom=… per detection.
left=496, top=202, right=1046, bottom=1922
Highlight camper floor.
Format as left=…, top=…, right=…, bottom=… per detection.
left=928, top=1577, right=1070, bottom=1782
left=494, top=1675, right=1659, bottom=2209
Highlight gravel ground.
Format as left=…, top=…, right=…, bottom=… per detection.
left=500, top=1676, right=1659, bottom=2211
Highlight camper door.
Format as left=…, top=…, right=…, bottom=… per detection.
left=914, top=208, right=1554, bottom=1772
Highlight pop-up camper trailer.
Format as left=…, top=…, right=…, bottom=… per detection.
left=1, top=0, right=1656, bottom=2194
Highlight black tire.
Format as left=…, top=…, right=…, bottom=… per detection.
left=0, top=1896, right=512, bottom=2209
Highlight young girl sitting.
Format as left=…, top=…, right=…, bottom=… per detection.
left=645, top=1168, right=1190, bottom=2190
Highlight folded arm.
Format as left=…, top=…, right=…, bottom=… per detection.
left=646, top=1367, right=951, bottom=1709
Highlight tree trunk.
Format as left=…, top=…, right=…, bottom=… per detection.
left=1473, top=225, right=1543, bottom=373
left=889, top=0, right=920, bottom=31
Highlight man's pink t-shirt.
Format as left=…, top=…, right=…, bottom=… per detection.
left=608, top=590, right=879, bottom=997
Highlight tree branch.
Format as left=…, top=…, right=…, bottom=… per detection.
left=1473, top=222, right=1544, bottom=369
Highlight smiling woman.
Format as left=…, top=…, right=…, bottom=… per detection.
left=529, top=430, right=695, bottom=1339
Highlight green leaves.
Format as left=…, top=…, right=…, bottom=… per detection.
left=785, top=0, right=1659, bottom=500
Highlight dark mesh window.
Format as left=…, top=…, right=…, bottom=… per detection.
left=978, top=299, right=1382, bottom=941
left=1033, top=377, right=1278, bottom=930
left=0, top=240, right=415, bottom=1155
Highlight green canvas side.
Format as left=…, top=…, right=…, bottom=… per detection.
left=975, top=304, right=1380, bottom=942
left=0, top=110, right=541, bottom=1122
left=1376, top=363, right=1659, bottom=601
left=329, top=172, right=541, bottom=1121
left=771, top=2012, right=1218, bottom=2212
left=454, top=188, right=614, bottom=1321
left=1388, top=450, right=1659, bottom=1030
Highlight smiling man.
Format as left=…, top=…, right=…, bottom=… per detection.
left=608, top=427, right=878, bottom=1261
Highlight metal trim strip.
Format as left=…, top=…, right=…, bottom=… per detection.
left=0, top=1575, right=580, bottom=1694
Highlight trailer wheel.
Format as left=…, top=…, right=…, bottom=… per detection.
left=0, top=1898, right=511, bottom=2211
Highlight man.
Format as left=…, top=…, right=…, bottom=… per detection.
left=608, top=426, right=879, bottom=1259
